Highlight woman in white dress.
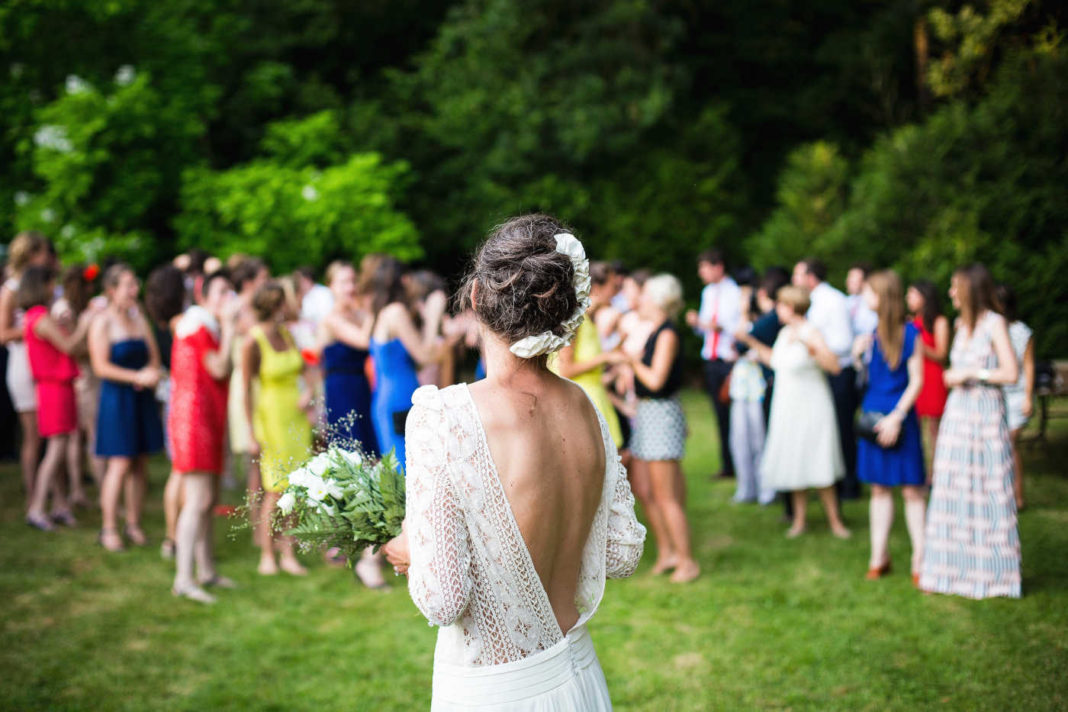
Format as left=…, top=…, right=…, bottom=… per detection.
left=383, top=214, right=646, bottom=711
left=737, top=285, right=851, bottom=539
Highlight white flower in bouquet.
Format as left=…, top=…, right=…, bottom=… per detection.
left=277, top=491, right=296, bottom=515
left=287, top=467, right=320, bottom=490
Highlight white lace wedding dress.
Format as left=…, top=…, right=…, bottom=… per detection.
left=404, top=383, right=646, bottom=710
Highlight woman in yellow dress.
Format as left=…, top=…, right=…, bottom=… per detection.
left=242, top=281, right=312, bottom=576
left=550, top=262, right=623, bottom=448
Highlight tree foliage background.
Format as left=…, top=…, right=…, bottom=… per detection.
left=1, top=0, right=1065, bottom=354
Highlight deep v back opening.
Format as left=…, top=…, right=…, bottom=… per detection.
left=460, top=383, right=595, bottom=639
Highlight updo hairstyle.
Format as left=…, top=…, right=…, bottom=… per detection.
left=252, top=281, right=286, bottom=322
left=458, top=214, right=578, bottom=346
left=643, top=274, right=684, bottom=319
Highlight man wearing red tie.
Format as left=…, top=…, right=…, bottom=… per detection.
left=686, top=250, right=741, bottom=480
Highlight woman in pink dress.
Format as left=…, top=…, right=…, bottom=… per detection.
left=19, top=266, right=97, bottom=530
left=169, top=270, right=239, bottom=604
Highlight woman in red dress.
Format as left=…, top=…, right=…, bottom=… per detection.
left=907, top=280, right=950, bottom=476
left=20, top=266, right=97, bottom=530
left=168, top=271, right=239, bottom=604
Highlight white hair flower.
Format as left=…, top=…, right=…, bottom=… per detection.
left=509, top=233, right=591, bottom=359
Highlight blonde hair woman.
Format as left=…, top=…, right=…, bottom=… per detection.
left=621, top=273, right=700, bottom=583
left=739, top=286, right=850, bottom=539
left=1, top=231, right=51, bottom=506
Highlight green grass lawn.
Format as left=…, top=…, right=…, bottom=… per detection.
left=3, top=390, right=1067, bottom=711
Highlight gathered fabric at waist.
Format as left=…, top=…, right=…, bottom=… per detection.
left=432, top=625, right=600, bottom=707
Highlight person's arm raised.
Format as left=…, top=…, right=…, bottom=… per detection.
left=33, top=310, right=94, bottom=355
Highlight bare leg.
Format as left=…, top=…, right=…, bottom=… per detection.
left=819, top=485, right=851, bottom=538
left=923, top=416, right=940, bottom=485
left=258, top=490, right=280, bottom=575
left=787, top=490, right=807, bottom=537
left=902, top=485, right=927, bottom=576
left=1010, top=429, right=1024, bottom=508
left=648, top=459, right=699, bottom=583
left=100, top=456, right=131, bottom=550
left=27, top=435, right=70, bottom=526
left=123, top=455, right=148, bottom=545
left=65, top=430, right=88, bottom=507
left=173, top=473, right=216, bottom=603
left=868, top=485, right=893, bottom=569
left=163, top=469, right=183, bottom=544
left=246, top=455, right=263, bottom=548
left=628, top=457, right=675, bottom=572
left=18, top=411, right=40, bottom=508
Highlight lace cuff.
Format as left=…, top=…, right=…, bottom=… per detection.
left=405, top=389, right=473, bottom=625
left=605, top=448, right=646, bottom=579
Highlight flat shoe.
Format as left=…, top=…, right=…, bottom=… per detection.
left=172, top=585, right=217, bottom=605
left=199, top=575, right=237, bottom=590
left=865, top=560, right=892, bottom=580
left=124, top=525, right=148, bottom=547
left=98, top=529, right=125, bottom=552
left=27, top=514, right=56, bottom=532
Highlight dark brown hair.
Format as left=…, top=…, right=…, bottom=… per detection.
left=252, top=281, right=286, bottom=322
left=590, top=261, right=613, bottom=287
left=17, top=265, right=55, bottom=311
left=458, top=214, right=578, bottom=349
left=61, top=264, right=95, bottom=316
left=144, top=264, right=186, bottom=325
left=232, top=257, right=267, bottom=293
left=359, top=253, right=410, bottom=317
left=908, top=279, right=942, bottom=334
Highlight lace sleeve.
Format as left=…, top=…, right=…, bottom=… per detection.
left=605, top=451, right=646, bottom=579
left=405, top=395, right=473, bottom=626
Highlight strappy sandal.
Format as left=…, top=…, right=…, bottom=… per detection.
left=198, top=575, right=237, bottom=590
left=98, top=528, right=125, bottom=552
left=123, top=524, right=148, bottom=547
left=172, top=584, right=217, bottom=605
left=26, top=513, right=56, bottom=532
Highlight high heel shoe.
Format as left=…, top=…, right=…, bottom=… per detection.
left=865, top=560, right=892, bottom=580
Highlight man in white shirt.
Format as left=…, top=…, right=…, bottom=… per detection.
left=793, top=258, right=861, bottom=500
left=294, top=265, right=334, bottom=327
left=686, top=250, right=741, bottom=479
left=845, top=262, right=878, bottom=338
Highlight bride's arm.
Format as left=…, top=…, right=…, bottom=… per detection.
left=605, top=447, right=646, bottom=579
left=403, top=400, right=473, bottom=626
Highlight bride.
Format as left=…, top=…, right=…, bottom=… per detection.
left=383, top=214, right=646, bottom=710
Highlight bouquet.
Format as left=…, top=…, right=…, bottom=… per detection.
left=275, top=447, right=406, bottom=563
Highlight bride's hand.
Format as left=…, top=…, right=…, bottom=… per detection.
left=383, top=525, right=410, bottom=576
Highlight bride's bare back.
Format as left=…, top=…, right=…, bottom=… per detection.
left=468, top=374, right=606, bottom=634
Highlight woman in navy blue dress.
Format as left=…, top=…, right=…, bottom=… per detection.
left=361, top=255, right=446, bottom=468
left=89, top=264, right=164, bottom=552
left=318, top=261, right=378, bottom=455
left=854, top=270, right=926, bottom=583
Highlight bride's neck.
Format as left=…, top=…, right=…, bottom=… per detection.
left=480, top=329, right=554, bottom=389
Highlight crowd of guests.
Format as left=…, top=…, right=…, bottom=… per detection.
left=1, top=229, right=1036, bottom=602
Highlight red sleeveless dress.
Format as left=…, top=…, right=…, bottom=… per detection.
left=24, top=305, right=80, bottom=437
left=913, top=316, right=948, bottom=418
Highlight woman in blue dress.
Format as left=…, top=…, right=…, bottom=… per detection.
left=89, top=264, right=165, bottom=552
left=854, top=270, right=926, bottom=584
left=317, top=261, right=378, bottom=455
left=361, top=255, right=445, bottom=467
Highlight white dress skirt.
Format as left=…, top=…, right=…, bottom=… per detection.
left=431, top=624, right=611, bottom=711
left=760, top=324, right=844, bottom=491
left=6, top=341, right=37, bottom=413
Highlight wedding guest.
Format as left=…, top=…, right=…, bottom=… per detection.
left=626, top=274, right=700, bottom=583
left=364, top=255, right=445, bottom=467
left=170, top=270, right=239, bottom=603
left=20, top=266, right=96, bottom=530
left=90, top=264, right=164, bottom=552
left=51, top=263, right=103, bottom=506
left=920, top=264, right=1020, bottom=598
left=294, top=265, right=334, bottom=328
left=1, top=231, right=51, bottom=505
left=793, top=258, right=859, bottom=499
left=996, top=284, right=1034, bottom=509
left=853, top=271, right=926, bottom=583
left=319, top=261, right=378, bottom=454
left=243, top=282, right=310, bottom=576
left=145, top=264, right=188, bottom=559
left=728, top=268, right=788, bottom=505
left=686, top=250, right=740, bottom=480
left=743, top=286, right=850, bottom=539
left=229, top=258, right=269, bottom=545
left=550, top=261, right=623, bottom=448
left=906, top=280, right=950, bottom=475
left=382, top=214, right=644, bottom=709
left=407, top=269, right=452, bottom=387
left=845, top=262, right=879, bottom=339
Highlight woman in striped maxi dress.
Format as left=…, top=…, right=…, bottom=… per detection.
left=919, top=264, right=1021, bottom=599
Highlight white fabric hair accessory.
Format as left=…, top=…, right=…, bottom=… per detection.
left=509, top=233, right=592, bottom=359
